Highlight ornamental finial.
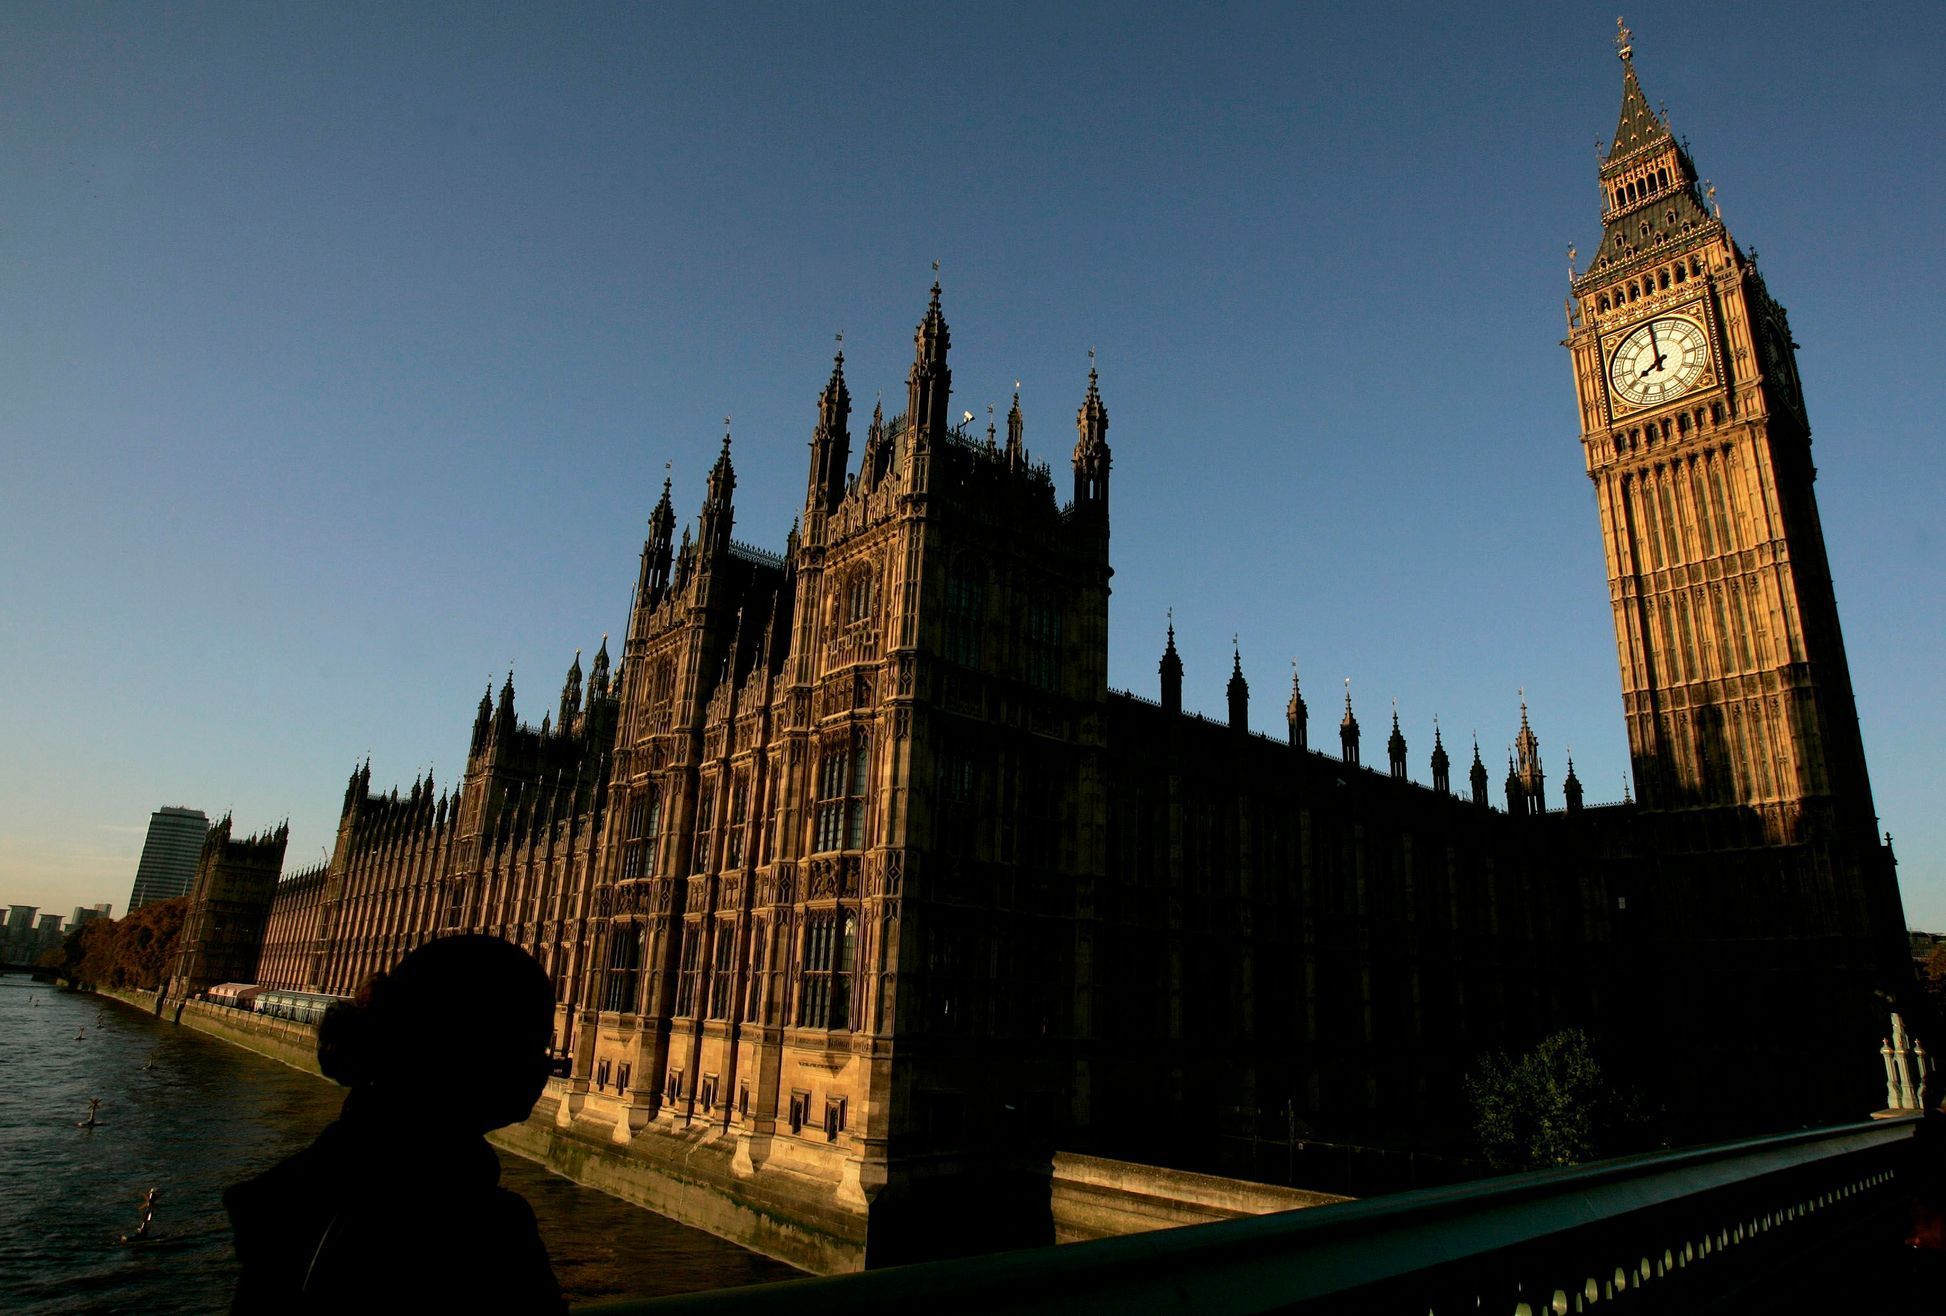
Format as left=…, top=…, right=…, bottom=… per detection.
left=1615, top=16, right=1633, bottom=62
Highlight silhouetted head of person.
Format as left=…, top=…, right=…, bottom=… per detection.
left=317, top=935, right=553, bottom=1133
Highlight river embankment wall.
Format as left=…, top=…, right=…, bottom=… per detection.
left=93, top=987, right=1346, bottom=1273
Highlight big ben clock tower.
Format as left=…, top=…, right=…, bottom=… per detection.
left=1566, top=23, right=1906, bottom=1045
left=1569, top=22, right=1881, bottom=843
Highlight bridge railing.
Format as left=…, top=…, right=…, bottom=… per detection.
left=590, top=1116, right=1922, bottom=1314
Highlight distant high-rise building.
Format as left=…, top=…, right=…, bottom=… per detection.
left=127, top=806, right=210, bottom=911
left=4, top=905, right=38, bottom=964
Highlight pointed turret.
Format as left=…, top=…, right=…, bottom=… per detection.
left=644, top=477, right=676, bottom=601
left=1227, top=640, right=1249, bottom=733
left=1514, top=694, right=1545, bottom=811
left=906, top=281, right=952, bottom=441
left=807, top=345, right=852, bottom=519
left=1286, top=662, right=1308, bottom=750
left=1469, top=736, right=1489, bottom=806
left=559, top=649, right=583, bottom=731
left=1564, top=751, right=1585, bottom=814
left=589, top=634, right=611, bottom=701
left=1340, top=681, right=1361, bottom=767
left=1387, top=700, right=1407, bottom=780
left=1005, top=387, right=1025, bottom=470
left=1072, top=363, right=1110, bottom=508
left=674, top=524, right=695, bottom=593
left=1578, top=20, right=1714, bottom=287
left=697, top=429, right=736, bottom=563
left=494, top=668, right=516, bottom=744
left=471, top=682, right=493, bottom=755
left=1431, top=719, right=1451, bottom=794
left=1159, top=614, right=1183, bottom=716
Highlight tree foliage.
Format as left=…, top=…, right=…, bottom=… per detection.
left=1464, top=1028, right=1656, bottom=1172
left=48, top=897, right=188, bottom=990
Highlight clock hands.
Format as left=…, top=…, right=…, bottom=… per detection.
left=1637, top=320, right=1667, bottom=380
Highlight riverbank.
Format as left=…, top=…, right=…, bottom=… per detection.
left=96, top=986, right=1349, bottom=1276
left=96, top=988, right=864, bottom=1273
left=48, top=981, right=802, bottom=1309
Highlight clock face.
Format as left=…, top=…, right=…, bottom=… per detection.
left=1608, top=316, right=1710, bottom=408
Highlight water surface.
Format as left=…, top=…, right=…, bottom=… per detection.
left=0, top=977, right=798, bottom=1313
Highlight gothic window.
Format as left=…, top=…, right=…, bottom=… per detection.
left=707, top=921, right=735, bottom=1019
left=814, top=735, right=869, bottom=852
left=1020, top=758, right=1060, bottom=870
left=602, top=924, right=643, bottom=1013
left=741, top=918, right=766, bottom=1021
left=844, top=568, right=877, bottom=623
left=675, top=924, right=702, bottom=1016
left=692, top=782, right=716, bottom=873
left=788, top=1090, right=809, bottom=1134
left=796, top=909, right=856, bottom=1030
left=944, top=564, right=985, bottom=668
left=699, top=1074, right=718, bottom=1112
left=1674, top=263, right=1686, bottom=284
left=824, top=1097, right=847, bottom=1142
left=1025, top=598, right=1063, bottom=693
left=621, top=786, right=660, bottom=879
left=938, top=741, right=979, bottom=856
left=1708, top=464, right=1735, bottom=549
left=724, top=774, right=749, bottom=869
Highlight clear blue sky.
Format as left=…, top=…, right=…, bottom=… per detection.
left=3, top=2, right=1941, bottom=926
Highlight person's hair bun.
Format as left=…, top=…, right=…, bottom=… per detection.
left=316, top=971, right=391, bottom=1087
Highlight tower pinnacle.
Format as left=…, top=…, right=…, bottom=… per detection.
left=1159, top=611, right=1183, bottom=716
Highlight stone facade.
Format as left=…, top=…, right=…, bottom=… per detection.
left=172, top=816, right=288, bottom=997
left=222, top=33, right=1910, bottom=1268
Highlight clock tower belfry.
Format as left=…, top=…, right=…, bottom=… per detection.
left=1566, top=23, right=1882, bottom=857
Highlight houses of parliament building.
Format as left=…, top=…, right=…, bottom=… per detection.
left=184, top=29, right=1910, bottom=1265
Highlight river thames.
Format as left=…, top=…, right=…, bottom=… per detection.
left=0, top=976, right=799, bottom=1313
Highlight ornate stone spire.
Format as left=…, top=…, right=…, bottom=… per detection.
left=1072, top=355, right=1110, bottom=508
left=1430, top=717, right=1451, bottom=793
left=1227, top=638, right=1249, bottom=733
left=558, top=648, right=583, bottom=730
left=906, top=279, right=952, bottom=440
left=1340, top=679, right=1361, bottom=767
left=1159, top=611, right=1183, bottom=716
left=1005, top=385, right=1025, bottom=469
left=808, top=341, right=852, bottom=517
left=1286, top=660, right=1308, bottom=750
left=1387, top=700, right=1407, bottom=780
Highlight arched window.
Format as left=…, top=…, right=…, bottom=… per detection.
left=797, top=909, right=858, bottom=1030
left=814, top=734, right=870, bottom=852
left=622, top=787, right=660, bottom=879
